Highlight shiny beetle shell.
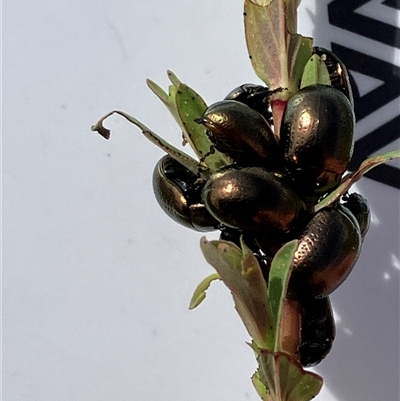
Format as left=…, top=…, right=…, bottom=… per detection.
left=202, top=166, right=306, bottom=234
left=153, top=155, right=218, bottom=232
left=224, top=83, right=273, bottom=124
left=342, top=192, right=370, bottom=239
left=299, top=296, right=335, bottom=367
left=313, top=47, right=354, bottom=106
left=280, top=84, right=355, bottom=195
left=197, top=100, right=278, bottom=167
left=287, top=204, right=361, bottom=299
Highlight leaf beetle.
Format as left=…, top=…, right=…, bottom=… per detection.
left=342, top=192, right=370, bottom=239
left=287, top=203, right=362, bottom=299
left=153, top=155, right=219, bottom=232
left=202, top=165, right=306, bottom=234
left=224, top=83, right=273, bottom=125
left=280, top=84, right=355, bottom=196
left=196, top=100, right=279, bottom=168
left=299, top=296, right=335, bottom=367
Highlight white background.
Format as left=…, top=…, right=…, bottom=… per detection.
left=3, top=1, right=399, bottom=400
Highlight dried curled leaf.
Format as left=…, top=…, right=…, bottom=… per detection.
left=91, top=110, right=203, bottom=175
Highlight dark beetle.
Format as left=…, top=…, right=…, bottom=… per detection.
left=202, top=165, right=306, bottom=234
left=197, top=100, right=278, bottom=168
left=280, top=84, right=355, bottom=196
left=287, top=204, right=361, bottom=299
left=313, top=47, right=354, bottom=106
left=224, top=83, right=273, bottom=125
left=153, top=155, right=219, bottom=232
left=342, top=192, right=370, bottom=239
left=299, top=296, right=335, bottom=367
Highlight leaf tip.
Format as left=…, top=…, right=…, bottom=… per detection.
left=167, top=70, right=181, bottom=86
left=189, top=293, right=206, bottom=310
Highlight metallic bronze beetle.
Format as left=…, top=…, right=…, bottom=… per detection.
left=224, top=83, right=273, bottom=125
left=196, top=100, right=279, bottom=168
left=299, top=296, right=336, bottom=367
left=202, top=165, right=306, bottom=234
left=287, top=204, right=362, bottom=299
left=280, top=84, right=355, bottom=196
left=342, top=192, right=370, bottom=239
left=153, top=155, right=219, bottom=232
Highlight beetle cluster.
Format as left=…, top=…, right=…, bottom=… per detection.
left=152, top=48, right=370, bottom=367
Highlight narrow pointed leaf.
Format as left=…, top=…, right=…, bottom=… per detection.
left=167, top=69, right=182, bottom=87
left=189, top=273, right=221, bottom=310
left=267, top=240, right=298, bottom=350
left=288, top=34, right=313, bottom=90
left=314, top=150, right=400, bottom=212
left=146, top=79, right=181, bottom=128
left=146, top=79, right=172, bottom=107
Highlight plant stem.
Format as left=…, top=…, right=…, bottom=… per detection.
left=278, top=298, right=302, bottom=361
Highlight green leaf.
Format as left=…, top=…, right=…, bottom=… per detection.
left=201, top=238, right=243, bottom=272
left=267, top=240, right=298, bottom=351
left=146, top=79, right=182, bottom=129
left=251, top=370, right=269, bottom=400
left=148, top=72, right=231, bottom=172
left=257, top=350, right=323, bottom=401
left=289, top=34, right=314, bottom=91
left=200, top=237, right=272, bottom=348
left=91, top=110, right=204, bottom=176
left=244, top=0, right=288, bottom=90
left=175, top=84, right=232, bottom=171
left=189, top=273, right=221, bottom=310
left=300, top=54, right=331, bottom=89
left=244, top=0, right=312, bottom=95
left=147, top=74, right=191, bottom=146
left=314, top=150, right=400, bottom=212
left=167, top=69, right=182, bottom=87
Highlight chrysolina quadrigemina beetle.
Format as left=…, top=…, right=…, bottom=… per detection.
left=280, top=84, right=355, bottom=196
left=153, top=155, right=219, bottom=232
left=287, top=204, right=362, bottom=299
left=224, top=83, right=273, bottom=125
left=342, top=192, right=370, bottom=239
left=299, top=296, right=335, bottom=367
left=202, top=165, right=306, bottom=234
left=196, top=100, right=279, bottom=168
